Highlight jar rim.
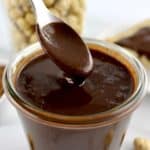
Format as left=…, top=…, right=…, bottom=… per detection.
left=3, top=39, right=148, bottom=129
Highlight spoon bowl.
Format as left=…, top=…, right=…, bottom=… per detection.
left=30, top=0, right=93, bottom=84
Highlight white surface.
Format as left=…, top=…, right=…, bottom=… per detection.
left=0, top=0, right=150, bottom=149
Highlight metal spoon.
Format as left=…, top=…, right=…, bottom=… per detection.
left=30, top=0, right=93, bottom=85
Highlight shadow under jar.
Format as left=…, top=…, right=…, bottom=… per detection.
left=3, top=39, right=147, bottom=150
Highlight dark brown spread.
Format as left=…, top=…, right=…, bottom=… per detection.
left=37, top=22, right=93, bottom=85
left=116, top=27, right=150, bottom=59
left=15, top=48, right=134, bottom=115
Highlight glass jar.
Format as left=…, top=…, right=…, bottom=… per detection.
left=3, top=39, right=147, bottom=150
left=4, top=0, right=85, bottom=51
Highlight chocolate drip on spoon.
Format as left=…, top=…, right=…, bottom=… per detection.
left=30, top=0, right=93, bottom=85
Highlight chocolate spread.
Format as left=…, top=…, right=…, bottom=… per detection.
left=116, top=27, right=150, bottom=58
left=37, top=23, right=93, bottom=85
left=16, top=48, right=134, bottom=115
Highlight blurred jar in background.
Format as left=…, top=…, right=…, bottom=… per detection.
left=4, top=0, right=85, bottom=51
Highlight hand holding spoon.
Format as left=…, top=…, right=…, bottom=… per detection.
left=30, top=0, right=93, bottom=85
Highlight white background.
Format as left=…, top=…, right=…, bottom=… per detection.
left=84, top=0, right=150, bottom=37
left=0, top=0, right=150, bottom=150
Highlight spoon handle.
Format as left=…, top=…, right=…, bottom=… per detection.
left=30, top=0, right=47, bottom=13
left=30, top=0, right=50, bottom=26
left=30, top=0, right=59, bottom=27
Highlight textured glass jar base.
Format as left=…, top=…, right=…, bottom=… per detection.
left=19, top=111, right=131, bottom=150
